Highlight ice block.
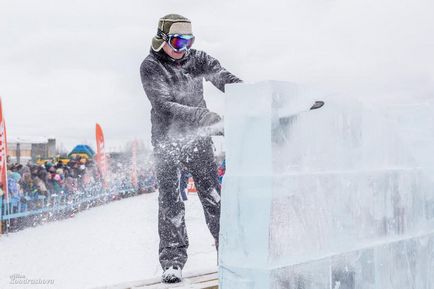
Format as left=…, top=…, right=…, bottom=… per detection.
left=219, top=81, right=434, bottom=289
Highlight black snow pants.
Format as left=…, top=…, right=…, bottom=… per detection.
left=154, top=137, right=221, bottom=269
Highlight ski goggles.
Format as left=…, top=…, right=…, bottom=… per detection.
left=158, top=31, right=195, bottom=52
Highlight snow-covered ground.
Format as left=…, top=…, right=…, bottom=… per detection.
left=0, top=192, right=217, bottom=289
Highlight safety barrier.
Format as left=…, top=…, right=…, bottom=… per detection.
left=0, top=179, right=157, bottom=234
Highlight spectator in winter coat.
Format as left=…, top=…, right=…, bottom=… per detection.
left=47, top=167, right=63, bottom=195
left=20, top=172, right=34, bottom=196
left=64, top=176, right=77, bottom=195
left=217, top=159, right=226, bottom=185
left=7, top=172, right=22, bottom=213
left=140, top=13, right=241, bottom=283
left=33, top=176, right=48, bottom=196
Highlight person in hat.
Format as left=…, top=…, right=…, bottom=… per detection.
left=140, top=14, right=242, bottom=283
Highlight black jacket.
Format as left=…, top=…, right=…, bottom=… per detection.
left=140, top=49, right=241, bottom=146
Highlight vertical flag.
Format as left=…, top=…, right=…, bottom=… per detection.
left=131, top=140, right=138, bottom=190
left=95, top=123, right=108, bottom=188
left=0, top=98, right=8, bottom=235
left=0, top=98, right=8, bottom=198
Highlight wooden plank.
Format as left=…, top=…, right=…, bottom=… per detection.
left=95, top=270, right=218, bottom=289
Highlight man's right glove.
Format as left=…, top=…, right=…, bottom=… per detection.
left=198, top=110, right=222, bottom=127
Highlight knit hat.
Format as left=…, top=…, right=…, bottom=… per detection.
left=151, top=14, right=193, bottom=52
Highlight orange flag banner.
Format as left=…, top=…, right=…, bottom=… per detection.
left=0, top=98, right=8, bottom=199
left=187, top=177, right=197, bottom=194
left=95, top=123, right=109, bottom=187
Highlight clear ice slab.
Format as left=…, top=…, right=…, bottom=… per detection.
left=219, top=81, right=434, bottom=289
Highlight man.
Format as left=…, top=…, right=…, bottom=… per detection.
left=140, top=14, right=241, bottom=283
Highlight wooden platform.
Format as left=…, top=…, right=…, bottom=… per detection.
left=95, top=270, right=218, bottom=289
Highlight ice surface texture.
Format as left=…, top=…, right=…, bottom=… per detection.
left=219, top=81, right=434, bottom=289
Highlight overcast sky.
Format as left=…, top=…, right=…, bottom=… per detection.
left=1, top=0, right=433, bottom=152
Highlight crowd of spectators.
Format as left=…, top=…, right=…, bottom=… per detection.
left=0, top=155, right=157, bottom=233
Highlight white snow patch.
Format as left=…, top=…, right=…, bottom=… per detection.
left=0, top=192, right=217, bottom=289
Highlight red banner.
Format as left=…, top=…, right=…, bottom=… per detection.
left=187, top=177, right=197, bottom=193
left=95, top=123, right=108, bottom=187
left=0, top=98, right=8, bottom=199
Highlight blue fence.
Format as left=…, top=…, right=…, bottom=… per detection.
left=0, top=178, right=157, bottom=233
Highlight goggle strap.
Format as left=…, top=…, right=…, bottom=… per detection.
left=157, top=29, right=168, bottom=41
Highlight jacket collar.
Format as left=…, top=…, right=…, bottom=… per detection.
left=150, top=48, right=191, bottom=65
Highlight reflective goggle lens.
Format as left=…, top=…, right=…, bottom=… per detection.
left=169, top=35, right=195, bottom=51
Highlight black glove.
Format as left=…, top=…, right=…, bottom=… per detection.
left=198, top=111, right=222, bottom=127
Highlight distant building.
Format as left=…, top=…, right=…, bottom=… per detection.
left=8, top=137, right=56, bottom=164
